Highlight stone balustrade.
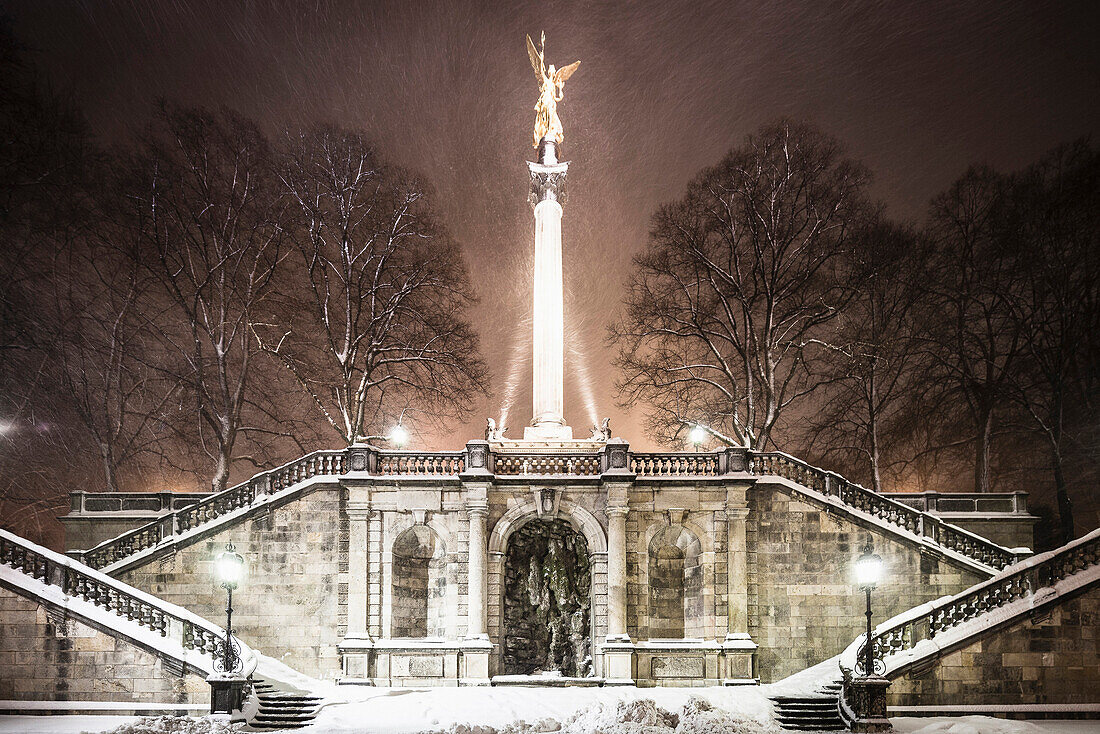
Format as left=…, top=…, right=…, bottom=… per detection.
left=74, top=442, right=1024, bottom=575
left=0, top=528, right=248, bottom=677
left=862, top=527, right=1100, bottom=668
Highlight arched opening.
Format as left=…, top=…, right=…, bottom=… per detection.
left=648, top=526, right=704, bottom=639
left=501, top=518, right=591, bottom=676
left=650, top=545, right=686, bottom=637
left=391, top=525, right=446, bottom=638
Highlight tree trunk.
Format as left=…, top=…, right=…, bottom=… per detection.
left=100, top=442, right=118, bottom=493
left=974, top=403, right=994, bottom=493
left=211, top=449, right=230, bottom=493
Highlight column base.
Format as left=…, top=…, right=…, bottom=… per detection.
left=460, top=636, right=493, bottom=685
left=721, top=633, right=758, bottom=684
left=601, top=637, right=635, bottom=685
left=337, top=637, right=374, bottom=682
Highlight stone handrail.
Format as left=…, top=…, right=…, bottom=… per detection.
left=377, top=451, right=465, bottom=475
left=0, top=527, right=256, bottom=678
left=495, top=453, right=602, bottom=476
left=839, top=527, right=1100, bottom=678
left=80, top=449, right=347, bottom=569
left=73, top=441, right=1025, bottom=575
left=882, top=490, right=1030, bottom=516
left=631, top=452, right=719, bottom=476
left=749, top=451, right=1023, bottom=571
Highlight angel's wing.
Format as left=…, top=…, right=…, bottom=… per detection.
left=553, top=60, right=581, bottom=85
left=526, top=34, right=544, bottom=79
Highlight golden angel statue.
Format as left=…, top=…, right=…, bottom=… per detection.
left=527, top=32, right=580, bottom=148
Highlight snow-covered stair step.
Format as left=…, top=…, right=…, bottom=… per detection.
left=244, top=676, right=323, bottom=732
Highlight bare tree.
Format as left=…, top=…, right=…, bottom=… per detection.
left=1002, top=141, right=1100, bottom=541
left=803, top=220, right=928, bottom=492
left=920, top=167, right=1024, bottom=493
left=612, top=121, right=870, bottom=449
left=43, top=228, right=179, bottom=492
left=257, top=125, right=488, bottom=445
left=123, top=105, right=287, bottom=492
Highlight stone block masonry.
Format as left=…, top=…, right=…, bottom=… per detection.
left=890, top=584, right=1100, bottom=706
left=115, top=485, right=345, bottom=679
left=750, top=483, right=985, bottom=681
left=0, top=586, right=207, bottom=704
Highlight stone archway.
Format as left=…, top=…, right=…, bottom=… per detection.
left=488, top=500, right=608, bottom=678
left=501, top=519, right=590, bottom=675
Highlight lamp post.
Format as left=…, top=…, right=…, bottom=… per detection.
left=215, top=542, right=244, bottom=673
left=854, top=545, right=883, bottom=677
left=209, top=541, right=246, bottom=716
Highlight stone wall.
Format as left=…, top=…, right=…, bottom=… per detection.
left=749, top=482, right=986, bottom=682
left=0, top=585, right=207, bottom=704
left=890, top=584, right=1100, bottom=706
left=116, top=484, right=345, bottom=679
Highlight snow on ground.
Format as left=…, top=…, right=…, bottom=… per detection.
left=296, top=685, right=776, bottom=734
left=2, top=712, right=1100, bottom=734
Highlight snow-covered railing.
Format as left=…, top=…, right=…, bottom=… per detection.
left=631, top=452, right=719, bottom=476
left=838, top=526, right=1100, bottom=679
left=749, top=451, right=1024, bottom=571
left=0, top=527, right=257, bottom=679
left=495, top=453, right=602, bottom=476
left=79, top=449, right=347, bottom=569
left=377, top=451, right=465, bottom=475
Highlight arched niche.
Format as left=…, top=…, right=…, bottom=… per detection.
left=390, top=524, right=447, bottom=639
left=648, top=525, right=704, bottom=639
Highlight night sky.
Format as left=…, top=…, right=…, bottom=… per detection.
left=4, top=0, right=1098, bottom=450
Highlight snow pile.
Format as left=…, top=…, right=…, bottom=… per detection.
left=894, top=716, right=1047, bottom=734
left=84, top=716, right=242, bottom=734
left=421, top=696, right=778, bottom=734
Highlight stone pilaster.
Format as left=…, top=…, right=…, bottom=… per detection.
left=462, top=483, right=491, bottom=685
left=603, top=483, right=634, bottom=684
left=723, top=484, right=757, bottom=684
left=465, top=486, right=489, bottom=639
left=346, top=501, right=371, bottom=639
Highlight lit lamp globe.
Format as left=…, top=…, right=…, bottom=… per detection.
left=855, top=549, right=883, bottom=589
left=216, top=543, right=244, bottom=591
left=689, top=425, right=707, bottom=448
left=389, top=424, right=410, bottom=448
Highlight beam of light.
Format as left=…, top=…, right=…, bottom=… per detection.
left=565, top=324, right=599, bottom=428
left=0, top=420, right=15, bottom=435
left=497, top=316, right=532, bottom=434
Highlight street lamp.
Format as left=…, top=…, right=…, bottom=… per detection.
left=389, top=424, right=410, bottom=448
left=688, top=424, right=707, bottom=449
left=854, top=545, right=883, bottom=677
left=215, top=541, right=244, bottom=674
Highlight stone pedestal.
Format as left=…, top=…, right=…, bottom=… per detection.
left=601, top=640, right=636, bottom=685
left=207, top=674, right=248, bottom=715
left=337, top=638, right=374, bottom=685
left=459, top=637, right=493, bottom=686
left=842, top=676, right=893, bottom=732
left=721, top=632, right=758, bottom=684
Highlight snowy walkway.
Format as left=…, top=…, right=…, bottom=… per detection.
left=2, top=712, right=1100, bottom=734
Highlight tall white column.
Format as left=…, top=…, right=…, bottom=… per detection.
left=532, top=198, right=564, bottom=427
left=525, top=139, right=571, bottom=441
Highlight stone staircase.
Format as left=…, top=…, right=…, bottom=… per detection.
left=771, top=680, right=845, bottom=731
left=246, top=678, right=323, bottom=731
